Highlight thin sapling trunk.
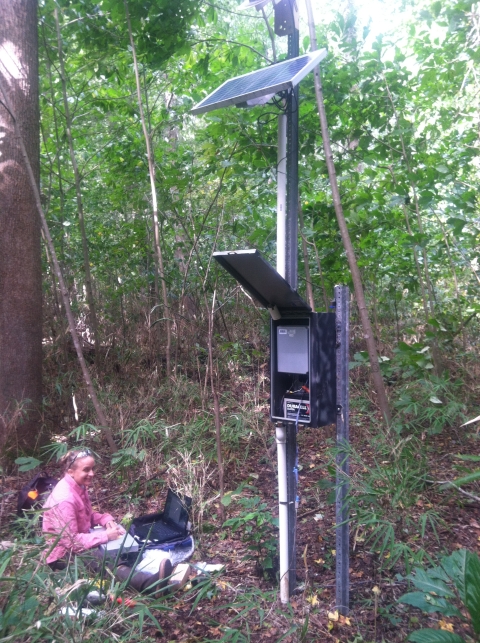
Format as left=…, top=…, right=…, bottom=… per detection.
left=305, top=0, right=391, bottom=424
left=54, top=7, right=100, bottom=367
left=124, top=0, right=172, bottom=376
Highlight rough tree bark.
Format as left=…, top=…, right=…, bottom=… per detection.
left=0, top=0, right=42, bottom=453
left=0, top=75, right=118, bottom=455
left=305, top=0, right=392, bottom=424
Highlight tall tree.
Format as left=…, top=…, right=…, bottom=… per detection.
left=0, top=0, right=42, bottom=452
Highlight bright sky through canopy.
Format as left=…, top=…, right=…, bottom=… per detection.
left=299, top=0, right=405, bottom=48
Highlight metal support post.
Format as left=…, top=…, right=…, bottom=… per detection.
left=286, top=421, right=298, bottom=592
left=276, top=424, right=289, bottom=602
left=335, top=285, right=350, bottom=615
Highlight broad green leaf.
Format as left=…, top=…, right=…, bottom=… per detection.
left=451, top=470, right=480, bottom=486
left=407, top=568, right=456, bottom=598
left=441, top=550, right=467, bottom=604
left=408, top=630, right=465, bottom=643
left=398, top=592, right=461, bottom=617
left=465, top=551, right=480, bottom=635
left=15, top=457, right=41, bottom=472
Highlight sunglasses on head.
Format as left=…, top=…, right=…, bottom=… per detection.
left=69, top=449, right=93, bottom=467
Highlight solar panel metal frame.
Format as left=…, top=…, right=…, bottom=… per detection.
left=191, top=49, right=327, bottom=115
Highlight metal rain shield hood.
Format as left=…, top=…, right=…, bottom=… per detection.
left=213, top=249, right=311, bottom=318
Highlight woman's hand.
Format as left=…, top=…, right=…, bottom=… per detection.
left=106, top=524, right=124, bottom=541
left=106, top=520, right=126, bottom=534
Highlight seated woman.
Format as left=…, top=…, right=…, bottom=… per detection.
left=43, top=449, right=172, bottom=593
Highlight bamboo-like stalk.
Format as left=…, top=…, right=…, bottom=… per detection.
left=304, top=0, right=391, bottom=424
left=299, top=205, right=315, bottom=310
left=124, top=0, right=172, bottom=376
left=54, top=6, right=100, bottom=366
left=205, top=289, right=225, bottom=521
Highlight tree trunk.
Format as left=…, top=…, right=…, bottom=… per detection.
left=305, top=0, right=391, bottom=424
left=0, top=77, right=118, bottom=455
left=0, top=0, right=42, bottom=453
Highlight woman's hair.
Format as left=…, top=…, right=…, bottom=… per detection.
left=60, top=449, right=94, bottom=472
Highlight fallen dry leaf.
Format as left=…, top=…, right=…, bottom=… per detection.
left=338, top=615, right=352, bottom=626
left=439, top=620, right=454, bottom=632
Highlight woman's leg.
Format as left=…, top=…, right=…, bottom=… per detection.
left=48, top=559, right=67, bottom=571
left=115, top=557, right=173, bottom=594
left=61, top=547, right=172, bottom=594
left=80, top=547, right=108, bottom=575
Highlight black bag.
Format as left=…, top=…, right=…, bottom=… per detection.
left=17, top=472, right=58, bottom=517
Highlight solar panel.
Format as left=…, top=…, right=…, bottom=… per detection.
left=191, top=49, right=327, bottom=115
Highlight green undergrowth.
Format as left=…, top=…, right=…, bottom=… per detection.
left=399, top=549, right=480, bottom=642
left=319, top=430, right=442, bottom=575
left=222, top=485, right=279, bottom=579
left=0, top=523, right=317, bottom=643
left=0, top=538, right=168, bottom=642
left=9, top=346, right=479, bottom=642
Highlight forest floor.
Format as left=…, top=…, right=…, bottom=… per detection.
left=1, top=401, right=479, bottom=642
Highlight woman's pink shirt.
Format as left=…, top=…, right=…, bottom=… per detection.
left=43, top=474, right=114, bottom=564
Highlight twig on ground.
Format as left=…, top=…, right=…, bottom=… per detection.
left=434, top=479, right=480, bottom=503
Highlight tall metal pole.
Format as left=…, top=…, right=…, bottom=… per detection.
left=335, top=285, right=350, bottom=615
left=285, top=27, right=299, bottom=289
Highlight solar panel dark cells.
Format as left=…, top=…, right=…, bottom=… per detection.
left=191, top=50, right=327, bottom=115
